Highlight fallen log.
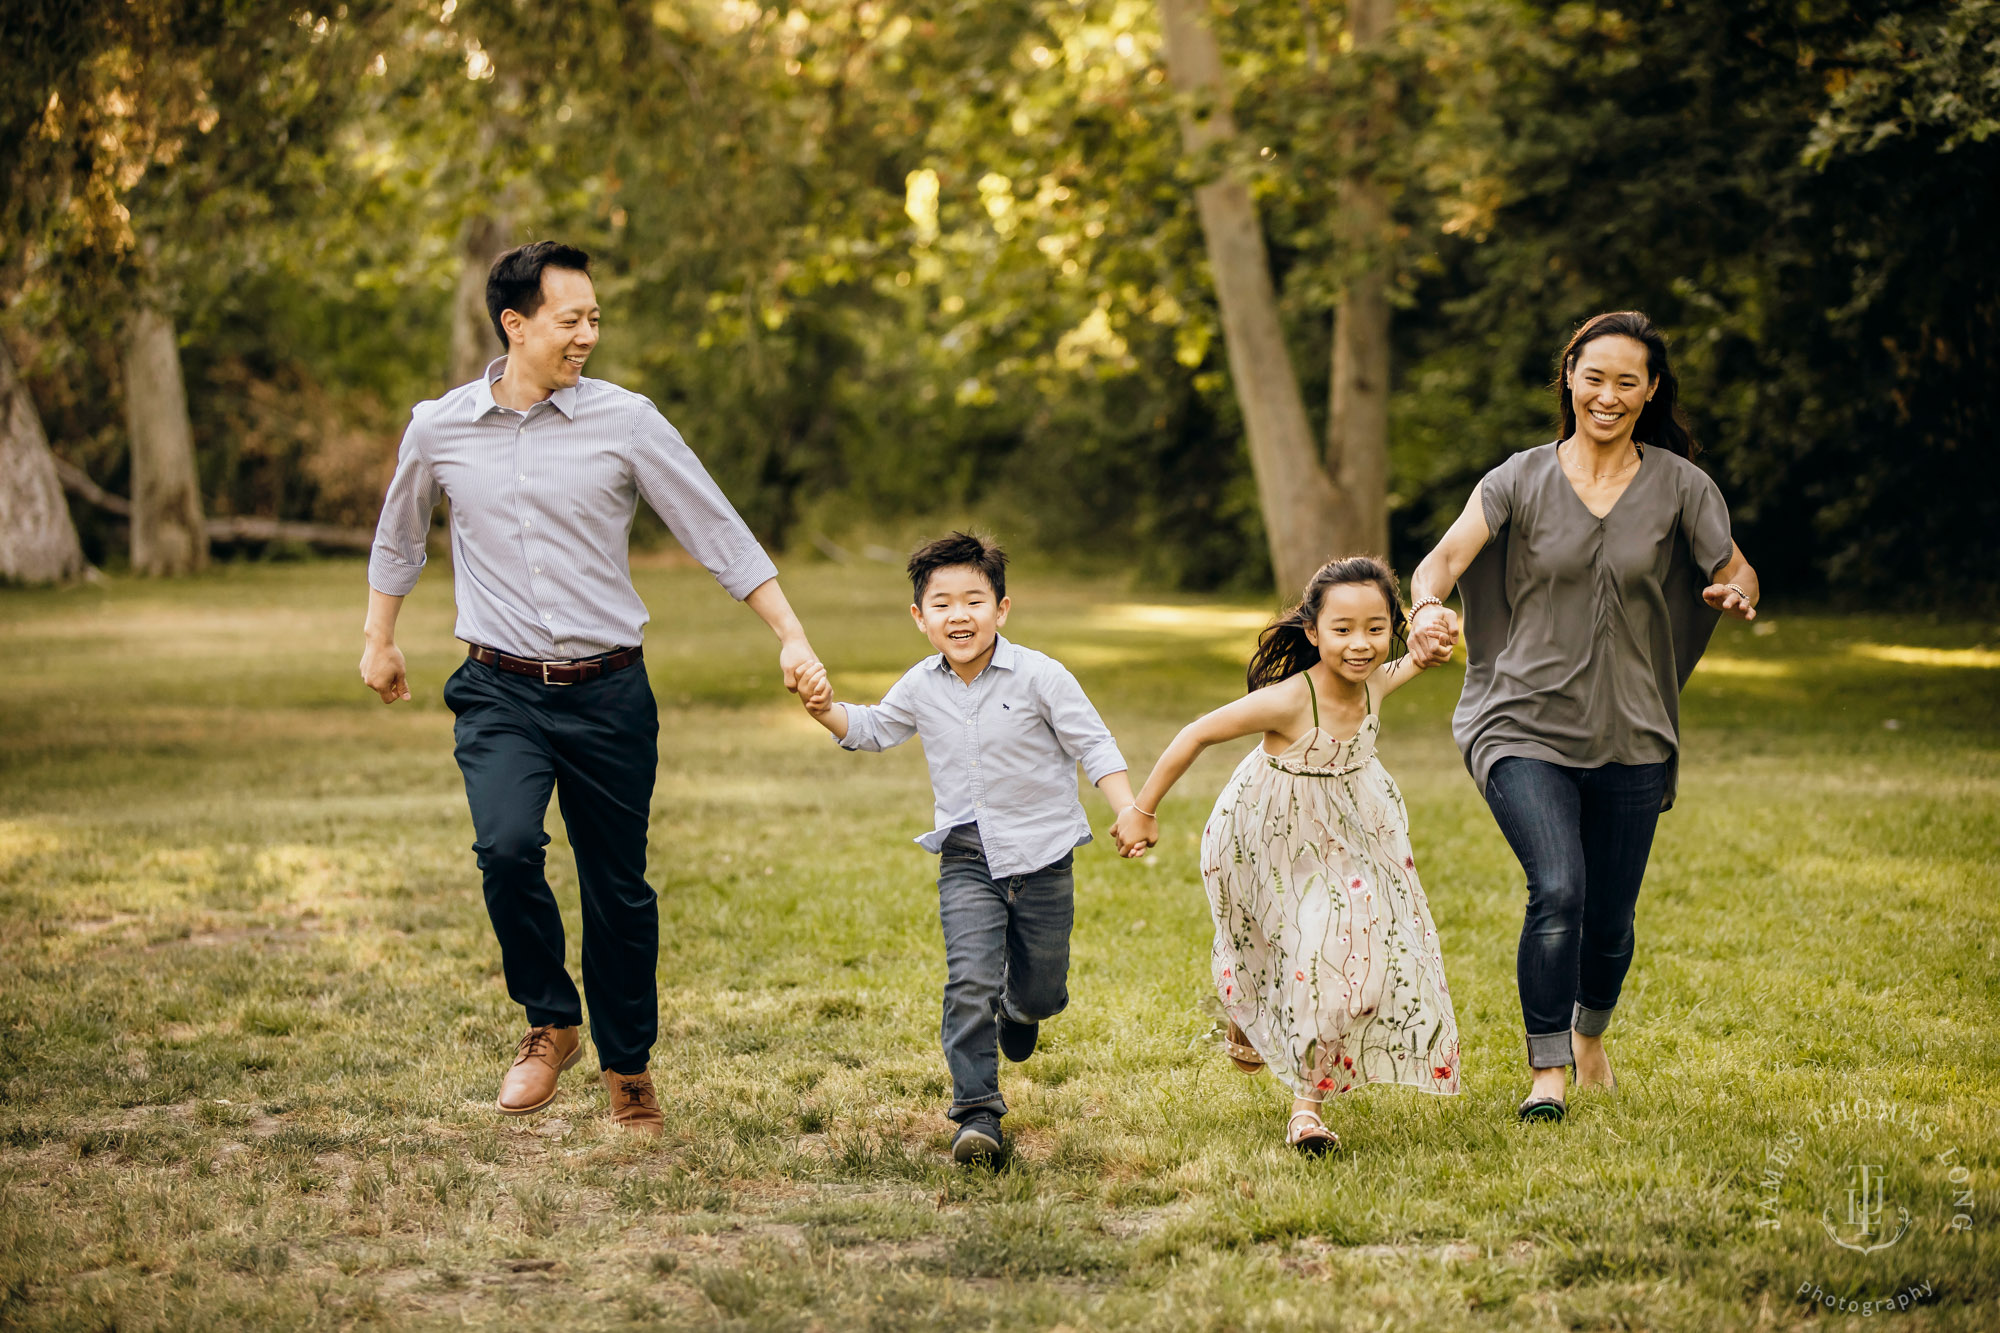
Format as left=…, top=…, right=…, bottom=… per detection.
left=54, top=456, right=376, bottom=552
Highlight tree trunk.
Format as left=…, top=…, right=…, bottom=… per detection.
left=0, top=339, right=88, bottom=583
left=1158, top=0, right=1345, bottom=597
left=120, top=300, right=207, bottom=576
left=1326, top=0, right=1395, bottom=558
left=448, top=213, right=509, bottom=388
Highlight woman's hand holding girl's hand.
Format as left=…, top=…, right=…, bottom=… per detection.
left=1408, top=607, right=1459, bottom=667
left=1113, top=806, right=1159, bottom=859
left=1405, top=620, right=1450, bottom=668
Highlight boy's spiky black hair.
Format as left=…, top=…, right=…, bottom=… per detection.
left=907, top=531, right=1008, bottom=604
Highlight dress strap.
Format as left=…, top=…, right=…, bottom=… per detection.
left=1303, top=670, right=1320, bottom=730
left=1363, top=679, right=1374, bottom=717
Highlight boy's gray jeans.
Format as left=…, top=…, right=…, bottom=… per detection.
left=936, top=824, right=1074, bottom=1123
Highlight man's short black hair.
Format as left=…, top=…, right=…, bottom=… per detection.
left=907, top=531, right=1008, bottom=604
left=486, top=241, right=592, bottom=349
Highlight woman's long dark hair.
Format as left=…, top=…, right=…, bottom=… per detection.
left=1245, top=555, right=1407, bottom=692
left=1556, top=310, right=1698, bottom=458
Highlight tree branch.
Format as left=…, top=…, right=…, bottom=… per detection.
left=54, top=456, right=376, bottom=551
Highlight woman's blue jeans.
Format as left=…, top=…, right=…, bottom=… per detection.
left=1482, top=756, right=1668, bottom=1069
left=935, top=825, right=1074, bottom=1123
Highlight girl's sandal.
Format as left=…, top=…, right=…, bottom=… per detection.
left=1286, top=1108, right=1340, bottom=1155
left=1223, top=1023, right=1265, bottom=1075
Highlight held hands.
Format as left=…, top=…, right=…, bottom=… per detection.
left=794, top=660, right=835, bottom=717
left=778, top=636, right=819, bottom=693
left=1407, top=606, right=1460, bottom=668
left=1111, top=805, right=1159, bottom=859
left=1701, top=583, right=1757, bottom=620
left=359, top=639, right=411, bottom=704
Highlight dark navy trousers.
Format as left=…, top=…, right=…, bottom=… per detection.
left=442, top=656, right=659, bottom=1074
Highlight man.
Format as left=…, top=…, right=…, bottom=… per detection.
left=359, top=241, right=818, bottom=1136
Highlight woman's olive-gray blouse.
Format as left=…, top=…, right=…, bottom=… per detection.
left=1453, top=442, right=1734, bottom=811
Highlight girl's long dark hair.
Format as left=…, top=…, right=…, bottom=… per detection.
left=1556, top=310, right=1698, bottom=458
left=1245, top=555, right=1407, bottom=692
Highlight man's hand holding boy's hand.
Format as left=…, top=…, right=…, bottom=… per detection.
left=1112, top=805, right=1158, bottom=859
left=796, top=661, right=835, bottom=716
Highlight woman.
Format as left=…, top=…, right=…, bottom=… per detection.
left=1407, top=311, right=1759, bottom=1121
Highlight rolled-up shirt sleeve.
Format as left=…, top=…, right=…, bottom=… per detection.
left=367, top=412, right=443, bottom=596
left=1038, top=661, right=1127, bottom=784
left=628, top=405, right=779, bottom=601
left=838, top=669, right=921, bottom=753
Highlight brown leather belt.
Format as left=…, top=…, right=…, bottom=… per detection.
left=466, top=643, right=643, bottom=686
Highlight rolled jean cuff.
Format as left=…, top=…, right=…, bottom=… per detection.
left=1572, top=1002, right=1614, bottom=1038
left=1525, top=1029, right=1573, bottom=1069
left=948, top=1094, right=1007, bottom=1123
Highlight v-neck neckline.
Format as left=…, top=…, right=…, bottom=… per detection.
left=1555, top=439, right=1646, bottom=521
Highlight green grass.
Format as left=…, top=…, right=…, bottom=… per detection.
left=1, top=558, right=1995, bottom=1330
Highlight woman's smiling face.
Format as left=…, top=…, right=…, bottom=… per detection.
left=1567, top=333, right=1654, bottom=447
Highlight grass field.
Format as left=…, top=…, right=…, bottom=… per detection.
left=1, top=558, right=1995, bottom=1331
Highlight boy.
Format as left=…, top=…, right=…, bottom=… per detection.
left=794, top=533, right=1136, bottom=1164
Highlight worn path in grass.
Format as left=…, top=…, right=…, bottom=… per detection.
left=1, top=561, right=1995, bottom=1331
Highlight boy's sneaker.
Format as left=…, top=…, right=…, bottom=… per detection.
left=952, top=1113, right=1004, bottom=1165
left=997, top=1011, right=1039, bottom=1062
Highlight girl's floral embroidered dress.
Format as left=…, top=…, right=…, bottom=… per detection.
left=1200, top=679, right=1461, bottom=1100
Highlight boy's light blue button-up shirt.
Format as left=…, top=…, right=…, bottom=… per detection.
left=837, top=636, right=1127, bottom=877
left=368, top=357, right=778, bottom=658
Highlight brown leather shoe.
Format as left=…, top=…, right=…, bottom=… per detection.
left=495, top=1024, right=583, bottom=1115
left=602, top=1068, right=663, bottom=1137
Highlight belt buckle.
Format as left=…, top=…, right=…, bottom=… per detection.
left=541, top=658, right=575, bottom=686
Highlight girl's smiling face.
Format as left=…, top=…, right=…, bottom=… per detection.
left=1305, top=582, right=1393, bottom=682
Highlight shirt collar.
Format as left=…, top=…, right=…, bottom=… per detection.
left=472, top=356, right=578, bottom=421
left=929, top=634, right=1017, bottom=675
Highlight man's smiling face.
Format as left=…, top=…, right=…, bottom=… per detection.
left=503, top=267, right=600, bottom=393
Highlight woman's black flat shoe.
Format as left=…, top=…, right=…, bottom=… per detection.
left=1517, top=1095, right=1567, bottom=1123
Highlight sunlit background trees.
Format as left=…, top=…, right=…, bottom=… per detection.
left=4, top=0, right=1995, bottom=599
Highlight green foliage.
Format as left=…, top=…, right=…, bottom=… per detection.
left=1387, top=0, right=2000, bottom=597
left=5, top=1, right=1996, bottom=596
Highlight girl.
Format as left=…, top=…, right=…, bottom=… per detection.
left=1113, top=557, right=1461, bottom=1152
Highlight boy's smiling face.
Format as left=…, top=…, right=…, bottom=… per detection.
left=912, top=564, right=1010, bottom=680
